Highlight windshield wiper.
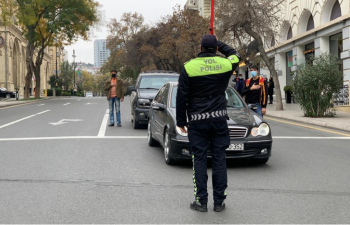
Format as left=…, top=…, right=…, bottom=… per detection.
left=139, top=88, right=159, bottom=90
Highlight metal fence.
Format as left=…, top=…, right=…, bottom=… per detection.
left=333, top=85, right=349, bottom=106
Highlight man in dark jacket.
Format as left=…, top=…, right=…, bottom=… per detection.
left=176, top=35, right=240, bottom=212
left=241, top=65, right=268, bottom=117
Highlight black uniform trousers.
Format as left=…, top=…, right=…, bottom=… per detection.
left=188, top=120, right=230, bottom=205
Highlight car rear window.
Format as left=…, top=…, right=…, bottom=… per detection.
left=171, top=87, right=244, bottom=108
left=139, top=75, right=178, bottom=89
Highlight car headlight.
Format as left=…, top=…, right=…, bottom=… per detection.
left=138, top=99, right=150, bottom=107
left=176, top=126, right=188, bottom=137
left=251, top=123, right=270, bottom=137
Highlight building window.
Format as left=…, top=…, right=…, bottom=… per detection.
left=287, top=27, right=293, bottom=40
left=304, top=42, right=315, bottom=64
left=330, top=0, right=342, bottom=21
left=306, top=15, right=315, bottom=31
left=330, top=33, right=343, bottom=72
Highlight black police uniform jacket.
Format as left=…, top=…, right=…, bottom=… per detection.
left=176, top=41, right=240, bottom=127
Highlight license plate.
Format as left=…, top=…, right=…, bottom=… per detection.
left=226, top=144, right=244, bottom=151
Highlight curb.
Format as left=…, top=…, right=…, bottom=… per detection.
left=266, top=113, right=350, bottom=133
left=0, top=98, right=51, bottom=108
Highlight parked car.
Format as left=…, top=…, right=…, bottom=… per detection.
left=0, top=87, right=16, bottom=98
left=127, top=70, right=179, bottom=129
left=147, top=82, right=273, bottom=165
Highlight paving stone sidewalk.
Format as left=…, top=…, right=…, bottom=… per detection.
left=266, top=102, right=350, bottom=132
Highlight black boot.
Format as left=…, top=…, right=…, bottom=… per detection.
left=213, top=202, right=226, bottom=212
left=190, top=201, right=207, bottom=212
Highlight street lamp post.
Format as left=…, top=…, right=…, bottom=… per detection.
left=72, top=50, right=76, bottom=96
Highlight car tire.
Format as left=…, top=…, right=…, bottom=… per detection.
left=164, top=129, right=176, bottom=165
left=253, top=158, right=269, bottom=164
left=147, top=120, right=158, bottom=146
left=132, top=111, right=141, bottom=129
left=5, top=94, right=11, bottom=98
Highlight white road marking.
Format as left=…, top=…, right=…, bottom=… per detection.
left=0, top=136, right=148, bottom=141
left=77, top=99, right=81, bottom=102
left=273, top=137, right=350, bottom=139
left=49, top=119, right=83, bottom=126
left=37, top=104, right=45, bottom=106
left=0, top=110, right=51, bottom=130
left=86, top=103, right=97, bottom=105
left=63, top=103, right=71, bottom=106
left=98, top=109, right=110, bottom=137
left=0, top=136, right=348, bottom=142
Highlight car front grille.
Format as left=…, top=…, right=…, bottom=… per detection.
left=228, top=126, right=248, bottom=139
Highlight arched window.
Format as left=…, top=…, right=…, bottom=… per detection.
left=287, top=27, right=293, bottom=40
left=330, top=0, right=341, bottom=21
left=306, top=15, right=315, bottom=31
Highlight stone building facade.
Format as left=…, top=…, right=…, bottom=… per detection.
left=260, top=0, right=350, bottom=104
left=0, top=23, right=53, bottom=97
left=185, top=0, right=211, bottom=17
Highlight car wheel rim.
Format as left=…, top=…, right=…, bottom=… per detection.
left=164, top=132, right=169, bottom=161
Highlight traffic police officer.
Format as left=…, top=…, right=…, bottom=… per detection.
left=176, top=35, right=240, bottom=212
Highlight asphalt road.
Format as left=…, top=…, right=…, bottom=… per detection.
left=0, top=96, right=349, bottom=223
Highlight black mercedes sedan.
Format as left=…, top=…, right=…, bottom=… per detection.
left=147, top=82, right=273, bottom=165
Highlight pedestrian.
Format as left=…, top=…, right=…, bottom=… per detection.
left=235, top=74, right=245, bottom=95
left=176, top=34, right=240, bottom=212
left=241, top=65, right=268, bottom=117
left=268, top=77, right=274, bottom=104
left=104, top=70, right=125, bottom=127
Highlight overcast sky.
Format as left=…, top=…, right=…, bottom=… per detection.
left=65, top=0, right=187, bottom=65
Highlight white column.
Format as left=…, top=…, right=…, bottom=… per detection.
left=341, top=26, right=350, bottom=83
left=315, top=37, right=330, bottom=57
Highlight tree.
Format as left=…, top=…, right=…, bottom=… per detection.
left=101, top=12, right=146, bottom=75
left=76, top=70, right=94, bottom=92
left=60, top=61, right=73, bottom=91
left=1, top=0, right=101, bottom=99
left=216, top=0, right=285, bottom=110
left=103, top=6, right=209, bottom=80
left=292, top=53, right=343, bottom=117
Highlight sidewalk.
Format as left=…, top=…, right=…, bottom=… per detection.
left=0, top=97, right=51, bottom=108
left=266, top=102, right=350, bottom=132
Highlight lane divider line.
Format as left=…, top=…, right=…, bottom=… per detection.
left=63, top=103, right=71, bottom=106
left=0, top=136, right=148, bottom=141
left=0, top=136, right=349, bottom=142
left=0, top=110, right=51, bottom=130
left=97, top=109, right=110, bottom=137
left=265, top=116, right=350, bottom=137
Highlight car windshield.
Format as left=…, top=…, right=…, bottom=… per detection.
left=171, top=87, right=244, bottom=108
left=139, top=75, right=178, bottom=89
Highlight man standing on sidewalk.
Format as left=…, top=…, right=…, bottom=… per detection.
left=104, top=70, right=124, bottom=127
left=176, top=34, right=240, bottom=212
left=241, top=65, right=268, bottom=117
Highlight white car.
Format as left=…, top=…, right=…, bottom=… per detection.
left=85, top=92, right=93, bottom=97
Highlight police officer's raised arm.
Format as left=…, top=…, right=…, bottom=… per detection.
left=217, top=41, right=240, bottom=71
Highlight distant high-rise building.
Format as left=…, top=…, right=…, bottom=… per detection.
left=94, top=39, right=110, bottom=68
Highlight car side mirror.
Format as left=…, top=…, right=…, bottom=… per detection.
left=127, top=86, right=136, bottom=92
left=248, top=104, right=257, bottom=111
left=152, top=103, right=165, bottom=111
